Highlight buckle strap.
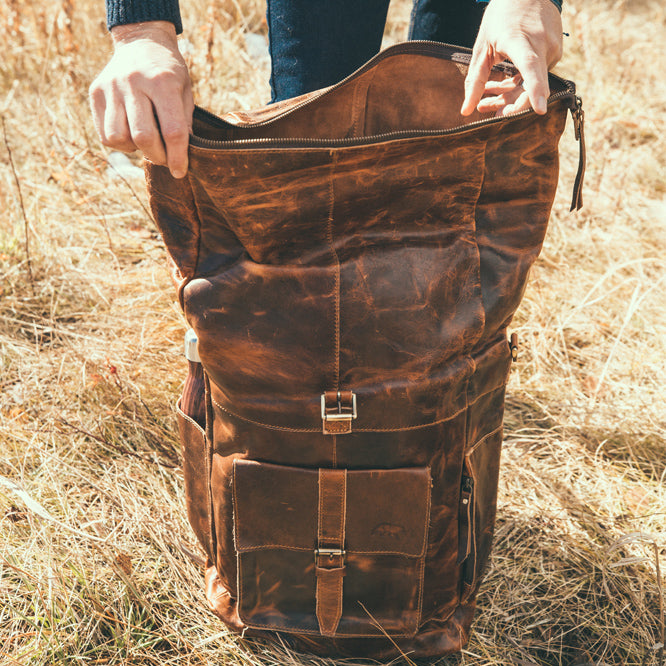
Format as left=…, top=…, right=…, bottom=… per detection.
left=321, top=390, right=357, bottom=435
left=315, top=468, right=347, bottom=636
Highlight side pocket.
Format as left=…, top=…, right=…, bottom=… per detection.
left=176, top=399, right=213, bottom=561
left=460, top=426, right=503, bottom=601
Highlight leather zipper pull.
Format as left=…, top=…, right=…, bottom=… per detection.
left=570, top=95, right=586, bottom=212
left=509, top=332, right=518, bottom=362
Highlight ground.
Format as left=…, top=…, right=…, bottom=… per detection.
left=0, top=0, right=664, bottom=664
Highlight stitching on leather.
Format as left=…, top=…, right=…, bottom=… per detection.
left=419, top=467, right=432, bottom=558
left=317, top=469, right=324, bottom=544
left=412, top=470, right=429, bottom=631
left=184, top=170, right=204, bottom=280
left=175, top=400, right=206, bottom=437
left=212, top=393, right=467, bottom=432
left=212, top=397, right=320, bottom=432
left=211, top=377, right=506, bottom=432
left=346, top=549, right=423, bottom=556
left=232, top=460, right=240, bottom=552
left=465, top=424, right=503, bottom=457
left=341, top=470, right=347, bottom=552
left=414, top=556, right=425, bottom=630
left=239, top=610, right=414, bottom=638
left=236, top=546, right=424, bottom=556
left=236, top=552, right=245, bottom=625
left=350, top=78, right=364, bottom=139
left=326, top=152, right=340, bottom=387
left=469, top=130, right=490, bottom=343
left=350, top=68, right=376, bottom=139
left=203, top=371, right=218, bottom=569
left=236, top=544, right=313, bottom=553
left=334, top=569, right=343, bottom=633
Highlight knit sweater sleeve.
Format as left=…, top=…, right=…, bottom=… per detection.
left=476, top=0, right=562, bottom=11
left=106, top=0, right=561, bottom=36
left=106, top=0, right=183, bottom=34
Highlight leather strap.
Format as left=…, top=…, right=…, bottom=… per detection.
left=570, top=95, right=586, bottom=212
left=315, top=468, right=347, bottom=636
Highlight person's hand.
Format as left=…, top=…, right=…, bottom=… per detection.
left=461, top=0, right=563, bottom=117
left=89, top=21, right=194, bottom=178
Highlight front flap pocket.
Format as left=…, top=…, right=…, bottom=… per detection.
left=232, top=460, right=431, bottom=637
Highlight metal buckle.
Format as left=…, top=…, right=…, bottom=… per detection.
left=321, top=391, right=357, bottom=434
left=320, top=392, right=357, bottom=421
left=314, top=548, right=346, bottom=567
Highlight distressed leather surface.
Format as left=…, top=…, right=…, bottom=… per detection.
left=147, top=42, right=576, bottom=659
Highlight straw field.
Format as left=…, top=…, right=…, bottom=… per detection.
left=0, top=0, right=664, bottom=664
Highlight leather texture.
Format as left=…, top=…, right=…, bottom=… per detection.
left=147, top=41, right=583, bottom=659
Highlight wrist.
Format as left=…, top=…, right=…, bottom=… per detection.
left=475, top=0, right=562, bottom=11
left=111, top=21, right=178, bottom=46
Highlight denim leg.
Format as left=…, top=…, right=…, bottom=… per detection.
left=408, top=0, right=486, bottom=49
left=266, top=0, right=391, bottom=102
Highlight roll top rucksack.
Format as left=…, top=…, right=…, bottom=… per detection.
left=147, top=41, right=584, bottom=659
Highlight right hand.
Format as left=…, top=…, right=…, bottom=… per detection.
left=89, top=21, right=194, bottom=179
left=461, top=0, right=563, bottom=117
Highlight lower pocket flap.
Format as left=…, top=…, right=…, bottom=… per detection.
left=233, top=460, right=430, bottom=557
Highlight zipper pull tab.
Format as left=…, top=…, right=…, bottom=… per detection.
left=509, top=332, right=518, bottom=362
left=570, top=95, right=586, bottom=212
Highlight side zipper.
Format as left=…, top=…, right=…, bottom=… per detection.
left=570, top=95, right=586, bottom=212
left=457, top=474, right=474, bottom=567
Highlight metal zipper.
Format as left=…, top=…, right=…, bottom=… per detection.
left=457, top=474, right=474, bottom=565
left=189, top=40, right=585, bottom=210
left=190, top=40, right=577, bottom=150
left=191, top=89, right=578, bottom=149
left=570, top=94, right=586, bottom=211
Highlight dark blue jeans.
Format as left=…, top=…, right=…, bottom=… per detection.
left=267, top=0, right=486, bottom=102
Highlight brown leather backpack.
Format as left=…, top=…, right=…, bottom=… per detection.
left=146, top=41, right=585, bottom=660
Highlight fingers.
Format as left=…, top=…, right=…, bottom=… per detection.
left=92, top=78, right=192, bottom=177
left=462, top=0, right=563, bottom=117
left=477, top=75, right=532, bottom=116
left=476, top=87, right=522, bottom=114
left=497, top=89, right=531, bottom=116
left=483, top=74, right=522, bottom=95
left=89, top=23, right=193, bottom=179
left=506, top=44, right=550, bottom=114
left=154, top=91, right=192, bottom=179
left=461, top=44, right=497, bottom=116
left=125, top=93, right=167, bottom=166
left=463, top=41, right=549, bottom=116
left=102, top=88, right=136, bottom=153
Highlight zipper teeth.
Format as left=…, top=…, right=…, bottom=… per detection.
left=191, top=40, right=576, bottom=150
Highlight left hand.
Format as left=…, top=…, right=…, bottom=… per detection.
left=461, top=0, right=563, bottom=117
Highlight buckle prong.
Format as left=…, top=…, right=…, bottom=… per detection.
left=314, top=548, right=346, bottom=566
left=320, top=393, right=357, bottom=421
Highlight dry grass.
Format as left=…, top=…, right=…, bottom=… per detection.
left=0, top=0, right=664, bottom=664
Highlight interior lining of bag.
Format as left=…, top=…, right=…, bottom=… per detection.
left=191, top=53, right=570, bottom=143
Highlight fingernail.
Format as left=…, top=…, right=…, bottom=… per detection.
left=536, top=95, right=547, bottom=114
left=172, top=169, right=186, bottom=179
